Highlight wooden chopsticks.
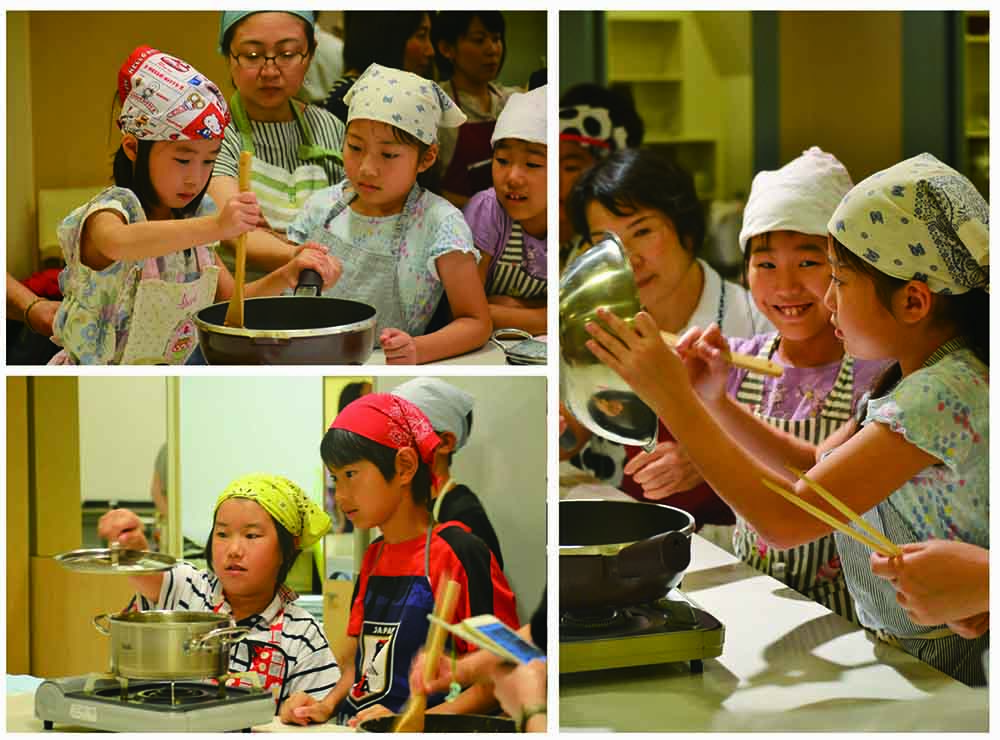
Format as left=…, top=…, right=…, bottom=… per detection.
left=760, top=465, right=902, bottom=558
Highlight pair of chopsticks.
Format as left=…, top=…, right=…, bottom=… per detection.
left=761, top=465, right=902, bottom=557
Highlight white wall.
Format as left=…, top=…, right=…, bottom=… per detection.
left=78, top=377, right=166, bottom=502
left=177, top=377, right=324, bottom=546
left=376, top=376, right=547, bottom=625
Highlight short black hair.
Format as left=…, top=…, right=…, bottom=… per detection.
left=204, top=510, right=299, bottom=598
left=221, top=11, right=318, bottom=57
left=112, top=139, right=209, bottom=218
left=559, top=83, right=645, bottom=148
left=338, top=381, right=370, bottom=413
left=568, top=147, right=705, bottom=255
left=321, top=428, right=432, bottom=507
left=343, top=11, right=430, bottom=73
left=432, top=11, right=506, bottom=80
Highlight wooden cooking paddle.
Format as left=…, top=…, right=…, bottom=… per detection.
left=660, top=330, right=784, bottom=377
left=392, top=579, right=460, bottom=733
left=223, top=150, right=253, bottom=328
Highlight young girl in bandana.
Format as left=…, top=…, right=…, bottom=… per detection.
left=279, top=394, right=518, bottom=726
left=50, top=46, right=338, bottom=365
left=463, top=85, right=548, bottom=335
left=587, top=153, right=989, bottom=685
left=97, top=473, right=339, bottom=708
left=287, top=64, right=492, bottom=364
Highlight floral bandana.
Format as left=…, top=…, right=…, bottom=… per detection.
left=828, top=153, right=989, bottom=295
left=330, top=393, right=441, bottom=465
left=559, top=104, right=628, bottom=157
left=214, top=473, right=331, bottom=549
left=117, top=45, right=230, bottom=141
left=344, top=63, right=467, bottom=146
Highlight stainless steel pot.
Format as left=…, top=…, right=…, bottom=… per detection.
left=559, top=231, right=659, bottom=451
left=93, top=611, right=248, bottom=681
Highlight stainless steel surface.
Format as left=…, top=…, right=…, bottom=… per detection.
left=490, top=328, right=547, bottom=365
left=55, top=547, right=176, bottom=574
left=559, top=231, right=659, bottom=451
left=93, top=611, right=247, bottom=681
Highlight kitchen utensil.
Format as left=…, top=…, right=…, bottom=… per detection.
left=92, top=610, right=248, bottom=681
left=194, top=270, right=377, bottom=364
left=761, top=468, right=901, bottom=557
left=659, top=330, right=783, bottom=377
left=490, top=328, right=547, bottom=365
left=560, top=499, right=694, bottom=611
left=54, top=547, right=176, bottom=574
left=392, top=579, right=460, bottom=733
left=361, top=714, right=515, bottom=733
left=224, top=151, right=253, bottom=328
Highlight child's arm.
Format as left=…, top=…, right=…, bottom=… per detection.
left=411, top=251, right=492, bottom=363
left=587, top=309, right=939, bottom=549
left=485, top=295, right=547, bottom=335
left=428, top=680, right=498, bottom=716
left=279, top=636, right=357, bottom=725
left=96, top=509, right=164, bottom=601
left=208, top=176, right=298, bottom=272
left=212, top=245, right=342, bottom=300
left=79, top=194, right=258, bottom=270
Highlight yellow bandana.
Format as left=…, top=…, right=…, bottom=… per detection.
left=214, top=473, right=331, bottom=549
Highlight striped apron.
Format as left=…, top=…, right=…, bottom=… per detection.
left=485, top=222, right=547, bottom=300
left=732, top=334, right=858, bottom=623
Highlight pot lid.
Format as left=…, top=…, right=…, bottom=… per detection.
left=54, top=546, right=176, bottom=574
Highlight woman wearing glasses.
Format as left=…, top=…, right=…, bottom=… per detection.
left=209, top=11, right=347, bottom=279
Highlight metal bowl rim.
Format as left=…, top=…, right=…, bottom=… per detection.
left=194, top=296, right=377, bottom=340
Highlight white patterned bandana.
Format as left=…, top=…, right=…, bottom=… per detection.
left=391, top=378, right=475, bottom=450
left=492, top=85, right=547, bottom=147
left=117, top=46, right=230, bottom=141
left=829, top=153, right=989, bottom=295
left=344, top=63, right=466, bottom=146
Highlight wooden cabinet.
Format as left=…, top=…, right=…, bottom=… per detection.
left=962, top=11, right=989, bottom=197
left=605, top=11, right=724, bottom=200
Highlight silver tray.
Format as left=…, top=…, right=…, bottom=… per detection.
left=54, top=547, right=176, bottom=574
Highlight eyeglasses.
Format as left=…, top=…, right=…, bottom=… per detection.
left=230, top=50, right=307, bottom=71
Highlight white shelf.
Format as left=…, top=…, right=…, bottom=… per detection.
left=608, top=74, right=683, bottom=83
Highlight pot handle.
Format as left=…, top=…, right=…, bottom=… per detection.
left=93, top=613, right=112, bottom=636
left=294, top=269, right=323, bottom=297
left=616, top=531, right=691, bottom=579
left=185, top=625, right=250, bottom=654
left=490, top=328, right=532, bottom=351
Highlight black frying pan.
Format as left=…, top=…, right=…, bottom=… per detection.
left=560, top=499, right=693, bottom=611
left=194, top=270, right=377, bottom=365
left=358, top=714, right=515, bottom=733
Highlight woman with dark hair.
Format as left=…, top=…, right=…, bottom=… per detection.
left=433, top=11, right=516, bottom=207
left=208, top=11, right=348, bottom=279
left=323, top=11, right=435, bottom=123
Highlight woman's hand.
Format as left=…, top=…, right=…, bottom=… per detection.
left=278, top=692, right=332, bottom=726
left=623, top=441, right=703, bottom=499
left=585, top=308, right=683, bottom=408
left=97, top=509, right=149, bottom=551
left=491, top=659, right=547, bottom=730
left=381, top=328, right=418, bottom=365
left=870, top=540, right=989, bottom=632
left=215, top=191, right=260, bottom=242
left=349, top=703, right=392, bottom=728
left=283, top=243, right=343, bottom=290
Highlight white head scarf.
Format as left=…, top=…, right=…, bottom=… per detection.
left=828, top=153, right=989, bottom=295
left=739, top=146, right=853, bottom=252
left=344, top=63, right=466, bottom=146
left=491, top=85, right=547, bottom=147
left=391, top=378, right=475, bottom=450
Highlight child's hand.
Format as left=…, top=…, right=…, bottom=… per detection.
left=623, top=441, right=703, bottom=499
left=408, top=649, right=458, bottom=696
left=674, top=323, right=731, bottom=403
left=349, top=704, right=392, bottom=728
left=285, top=243, right=343, bottom=290
left=97, top=508, right=149, bottom=551
left=216, top=191, right=260, bottom=241
left=380, top=328, right=418, bottom=365
left=278, top=691, right=331, bottom=726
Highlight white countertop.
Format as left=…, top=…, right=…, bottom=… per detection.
left=368, top=334, right=546, bottom=366
left=559, top=477, right=989, bottom=732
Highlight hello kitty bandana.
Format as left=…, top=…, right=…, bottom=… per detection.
left=330, top=393, right=441, bottom=466
left=117, top=45, right=230, bottom=141
left=344, top=63, right=467, bottom=146
left=829, top=153, right=989, bottom=295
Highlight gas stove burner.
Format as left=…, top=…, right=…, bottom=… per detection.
left=560, top=607, right=652, bottom=637
left=94, top=682, right=223, bottom=705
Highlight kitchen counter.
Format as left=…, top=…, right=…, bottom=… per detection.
left=368, top=334, right=547, bottom=366
left=5, top=690, right=355, bottom=733
left=559, top=478, right=989, bottom=732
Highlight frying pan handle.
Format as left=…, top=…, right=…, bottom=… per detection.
left=93, top=613, right=112, bottom=636
left=294, top=268, right=323, bottom=297
left=616, top=531, right=690, bottom=579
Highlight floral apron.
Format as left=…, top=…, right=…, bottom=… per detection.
left=732, top=334, right=858, bottom=622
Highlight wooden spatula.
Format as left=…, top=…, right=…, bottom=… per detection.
left=660, top=330, right=784, bottom=377
left=223, top=150, right=253, bottom=328
left=392, top=579, right=460, bottom=733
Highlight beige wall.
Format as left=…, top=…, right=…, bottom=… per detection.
left=7, top=379, right=31, bottom=674
left=779, top=11, right=902, bottom=181
left=7, top=14, right=37, bottom=278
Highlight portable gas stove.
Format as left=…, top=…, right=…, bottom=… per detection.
left=34, top=674, right=276, bottom=732
left=560, top=588, right=724, bottom=673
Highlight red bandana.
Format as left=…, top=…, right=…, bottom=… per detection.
left=330, top=393, right=441, bottom=465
